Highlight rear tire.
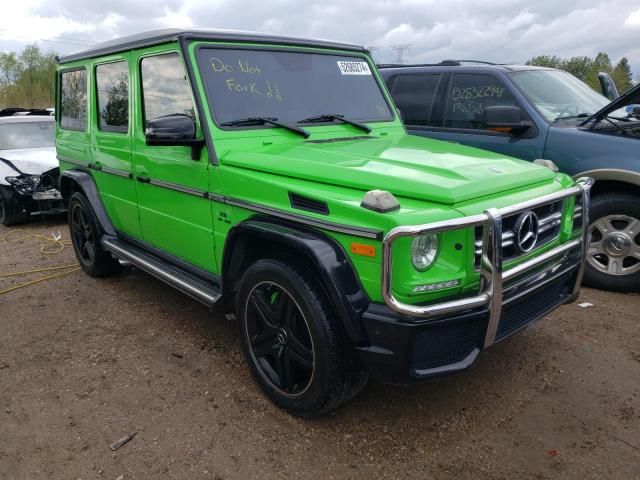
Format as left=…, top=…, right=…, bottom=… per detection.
left=0, top=186, right=29, bottom=226
left=583, top=193, right=640, bottom=292
left=236, top=258, right=366, bottom=417
left=68, top=192, right=121, bottom=277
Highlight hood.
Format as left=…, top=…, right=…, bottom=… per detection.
left=0, top=147, right=58, bottom=175
left=221, top=135, right=555, bottom=205
left=581, top=82, right=640, bottom=126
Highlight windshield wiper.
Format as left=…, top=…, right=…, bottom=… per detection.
left=220, top=116, right=309, bottom=138
left=554, top=113, right=592, bottom=122
left=298, top=114, right=372, bottom=134
left=589, top=115, right=630, bottom=135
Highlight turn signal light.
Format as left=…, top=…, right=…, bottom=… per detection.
left=350, top=242, right=376, bottom=257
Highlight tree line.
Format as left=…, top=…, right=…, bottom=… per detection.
left=0, top=44, right=636, bottom=109
left=0, top=45, right=57, bottom=108
left=527, top=52, right=635, bottom=93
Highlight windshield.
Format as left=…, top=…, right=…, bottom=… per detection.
left=196, top=48, right=394, bottom=128
left=0, top=121, right=54, bottom=150
left=509, top=70, right=610, bottom=123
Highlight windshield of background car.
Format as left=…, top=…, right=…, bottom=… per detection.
left=0, top=121, right=54, bottom=150
left=510, top=70, right=610, bottom=123
left=196, top=47, right=394, bottom=127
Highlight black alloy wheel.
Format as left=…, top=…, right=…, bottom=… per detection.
left=70, top=201, right=96, bottom=265
left=67, top=192, right=121, bottom=277
left=236, top=258, right=367, bottom=417
left=244, top=281, right=315, bottom=396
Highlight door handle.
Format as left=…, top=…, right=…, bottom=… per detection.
left=137, top=175, right=151, bottom=183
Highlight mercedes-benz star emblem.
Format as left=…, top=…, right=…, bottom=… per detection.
left=514, top=211, right=539, bottom=253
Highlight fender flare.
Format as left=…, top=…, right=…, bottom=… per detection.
left=60, top=169, right=116, bottom=236
left=222, top=218, right=371, bottom=345
left=573, top=169, right=640, bottom=188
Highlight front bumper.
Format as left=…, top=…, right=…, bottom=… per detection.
left=19, top=189, right=65, bottom=216
left=357, top=177, right=593, bottom=384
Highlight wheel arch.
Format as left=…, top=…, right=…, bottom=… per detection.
left=60, top=170, right=116, bottom=236
left=573, top=169, right=640, bottom=198
left=222, top=217, right=371, bottom=345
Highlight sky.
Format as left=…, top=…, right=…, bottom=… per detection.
left=1, top=0, right=639, bottom=78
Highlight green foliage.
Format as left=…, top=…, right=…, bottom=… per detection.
left=0, top=44, right=57, bottom=108
left=528, top=52, right=635, bottom=94
left=611, top=57, right=633, bottom=93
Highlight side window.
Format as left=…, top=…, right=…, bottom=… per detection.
left=390, top=74, right=441, bottom=126
left=60, top=69, right=87, bottom=131
left=445, top=74, right=518, bottom=130
left=96, top=61, right=129, bottom=133
left=140, top=53, right=195, bottom=125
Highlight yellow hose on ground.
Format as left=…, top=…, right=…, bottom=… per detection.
left=0, top=266, right=81, bottom=295
left=0, top=228, right=80, bottom=295
left=4, top=228, right=72, bottom=254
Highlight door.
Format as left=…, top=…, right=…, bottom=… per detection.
left=91, top=56, right=141, bottom=237
left=403, top=72, right=546, bottom=161
left=132, top=49, right=217, bottom=273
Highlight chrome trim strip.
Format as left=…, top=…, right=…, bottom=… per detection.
left=380, top=179, right=594, bottom=334
left=101, top=166, right=132, bottom=178
left=220, top=196, right=383, bottom=240
left=149, top=178, right=208, bottom=197
left=102, top=238, right=220, bottom=306
left=57, top=155, right=89, bottom=168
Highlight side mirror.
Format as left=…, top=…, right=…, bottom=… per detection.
left=145, top=114, right=205, bottom=160
left=598, top=72, right=619, bottom=100
left=631, top=105, right=640, bottom=119
left=483, top=106, right=531, bottom=135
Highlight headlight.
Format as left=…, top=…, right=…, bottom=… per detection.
left=411, top=234, right=439, bottom=271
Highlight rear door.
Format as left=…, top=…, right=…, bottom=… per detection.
left=92, top=54, right=141, bottom=237
left=131, top=47, right=217, bottom=273
left=397, top=71, right=546, bottom=160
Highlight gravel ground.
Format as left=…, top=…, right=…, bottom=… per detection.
left=0, top=219, right=639, bottom=480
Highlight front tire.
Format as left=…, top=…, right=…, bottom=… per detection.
left=0, top=186, right=29, bottom=226
left=236, top=258, right=366, bottom=417
left=583, top=193, right=640, bottom=292
left=68, top=192, right=121, bottom=277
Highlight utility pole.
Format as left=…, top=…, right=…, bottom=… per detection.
left=392, top=44, right=411, bottom=64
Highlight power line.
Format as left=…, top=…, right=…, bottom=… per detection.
left=391, top=44, right=411, bottom=64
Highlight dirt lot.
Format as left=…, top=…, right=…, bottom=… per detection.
left=0, top=219, right=638, bottom=480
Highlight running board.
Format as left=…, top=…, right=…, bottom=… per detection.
left=101, top=236, right=221, bottom=307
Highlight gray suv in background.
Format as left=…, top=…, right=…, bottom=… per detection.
left=379, top=61, right=640, bottom=292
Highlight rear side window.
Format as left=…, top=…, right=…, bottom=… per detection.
left=96, top=61, right=129, bottom=133
left=140, top=53, right=195, bottom=124
left=445, top=74, right=518, bottom=130
left=60, top=69, right=87, bottom=131
left=390, top=74, right=441, bottom=126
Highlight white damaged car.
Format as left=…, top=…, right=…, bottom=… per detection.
left=0, top=116, right=64, bottom=226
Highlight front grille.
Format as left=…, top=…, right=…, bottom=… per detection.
left=412, top=320, right=484, bottom=371
left=496, top=273, right=572, bottom=341
left=475, top=199, right=563, bottom=268
left=572, top=193, right=584, bottom=231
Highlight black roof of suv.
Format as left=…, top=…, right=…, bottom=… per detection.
left=377, top=59, right=556, bottom=73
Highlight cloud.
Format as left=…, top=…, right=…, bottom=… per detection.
left=0, top=0, right=638, bottom=77
left=625, top=7, right=640, bottom=27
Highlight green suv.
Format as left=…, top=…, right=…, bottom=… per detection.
left=56, top=29, right=593, bottom=417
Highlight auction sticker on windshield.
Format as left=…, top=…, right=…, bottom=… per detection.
left=337, top=61, right=371, bottom=75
